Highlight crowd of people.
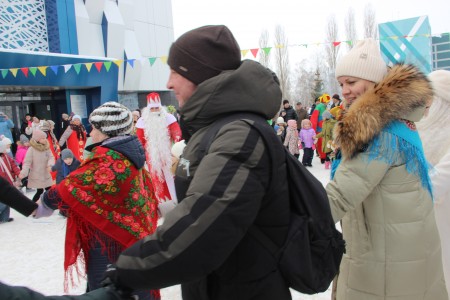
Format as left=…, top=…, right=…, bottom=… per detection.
left=0, top=24, right=449, bottom=300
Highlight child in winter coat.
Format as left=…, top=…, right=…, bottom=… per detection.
left=299, top=119, right=316, bottom=167
left=0, top=139, right=21, bottom=223
left=274, top=117, right=287, bottom=143
left=19, top=129, right=55, bottom=202
left=15, top=134, right=30, bottom=168
left=0, top=135, right=14, bottom=159
left=315, top=111, right=337, bottom=169
left=52, top=148, right=81, bottom=184
left=284, top=119, right=300, bottom=158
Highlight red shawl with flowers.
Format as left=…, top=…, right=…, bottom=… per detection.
left=57, top=145, right=158, bottom=293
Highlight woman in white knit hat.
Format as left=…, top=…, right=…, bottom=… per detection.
left=326, top=39, right=447, bottom=299
left=35, top=102, right=159, bottom=299
left=417, top=70, right=450, bottom=296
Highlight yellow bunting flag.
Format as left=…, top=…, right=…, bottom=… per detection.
left=114, top=60, right=123, bottom=68
left=84, top=63, right=93, bottom=72
left=160, top=56, right=168, bottom=64
left=241, top=49, right=249, bottom=57
left=38, top=66, right=47, bottom=76
left=10, top=68, right=19, bottom=77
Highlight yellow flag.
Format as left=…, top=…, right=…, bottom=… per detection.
left=160, top=56, right=168, bottom=64
left=85, top=63, right=93, bottom=72
left=10, top=68, right=18, bottom=77
left=38, top=66, right=47, bottom=76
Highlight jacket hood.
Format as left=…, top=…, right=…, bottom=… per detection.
left=334, top=64, right=432, bottom=158
left=180, top=60, right=282, bottom=134
left=101, top=135, right=145, bottom=169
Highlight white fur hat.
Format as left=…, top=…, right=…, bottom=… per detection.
left=428, top=70, right=450, bottom=103
left=335, top=38, right=387, bottom=83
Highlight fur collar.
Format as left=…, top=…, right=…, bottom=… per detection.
left=334, top=64, right=432, bottom=158
left=30, top=139, right=49, bottom=152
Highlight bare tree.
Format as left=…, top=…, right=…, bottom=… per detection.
left=273, top=24, right=291, bottom=100
left=344, top=7, right=357, bottom=50
left=291, top=60, right=316, bottom=107
left=258, top=29, right=271, bottom=68
left=364, top=3, right=378, bottom=39
left=324, top=14, right=340, bottom=95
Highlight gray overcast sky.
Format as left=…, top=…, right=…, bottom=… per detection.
left=171, top=0, right=450, bottom=64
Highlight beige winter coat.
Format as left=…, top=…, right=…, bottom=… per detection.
left=20, top=140, right=54, bottom=188
left=327, top=64, right=447, bottom=300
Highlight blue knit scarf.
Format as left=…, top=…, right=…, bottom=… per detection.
left=331, top=120, right=433, bottom=198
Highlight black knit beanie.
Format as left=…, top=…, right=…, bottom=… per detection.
left=167, top=25, right=241, bottom=85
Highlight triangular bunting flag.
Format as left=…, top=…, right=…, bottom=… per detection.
left=346, top=40, right=353, bottom=46
left=94, top=62, right=103, bottom=72
left=1, top=69, right=8, bottom=79
left=10, top=68, right=19, bottom=77
left=160, top=56, right=168, bottom=64
left=301, top=44, right=308, bottom=48
left=332, top=41, right=341, bottom=47
left=149, top=57, right=157, bottom=66
left=29, top=67, right=37, bottom=76
left=127, top=59, right=135, bottom=68
left=73, top=64, right=82, bottom=75
left=38, top=66, right=47, bottom=76
left=63, top=64, right=72, bottom=73
left=241, top=49, right=249, bottom=57
left=113, top=60, right=123, bottom=67
left=104, top=61, right=112, bottom=72
left=84, top=63, right=93, bottom=72
left=50, top=66, right=59, bottom=75
left=392, top=36, right=399, bottom=41
left=250, top=48, right=259, bottom=58
left=21, top=68, right=29, bottom=78
left=275, top=44, right=284, bottom=49
left=262, top=47, right=272, bottom=55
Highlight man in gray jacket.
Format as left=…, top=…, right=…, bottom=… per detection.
left=105, top=25, right=292, bottom=300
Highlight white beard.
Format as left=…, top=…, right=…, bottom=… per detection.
left=141, top=107, right=173, bottom=181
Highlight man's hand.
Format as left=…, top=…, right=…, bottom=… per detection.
left=102, top=264, right=137, bottom=299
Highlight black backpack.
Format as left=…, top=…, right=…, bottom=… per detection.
left=199, top=113, right=345, bottom=294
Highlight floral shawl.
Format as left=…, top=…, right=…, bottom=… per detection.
left=56, top=144, right=158, bottom=291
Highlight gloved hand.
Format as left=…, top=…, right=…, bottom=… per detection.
left=33, top=199, right=54, bottom=218
left=102, top=264, right=137, bottom=300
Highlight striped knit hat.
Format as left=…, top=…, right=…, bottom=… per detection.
left=89, top=102, right=133, bottom=137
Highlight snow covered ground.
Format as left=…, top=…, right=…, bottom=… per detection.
left=0, top=155, right=334, bottom=299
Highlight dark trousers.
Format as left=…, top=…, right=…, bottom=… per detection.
left=86, top=244, right=157, bottom=300
left=32, top=187, right=51, bottom=202
left=302, top=147, right=314, bottom=166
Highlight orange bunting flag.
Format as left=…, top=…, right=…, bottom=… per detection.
left=10, top=68, right=19, bottom=77
left=94, top=62, right=103, bottom=72
left=20, top=68, right=29, bottom=77
left=38, top=66, right=47, bottom=76
left=250, top=48, right=259, bottom=58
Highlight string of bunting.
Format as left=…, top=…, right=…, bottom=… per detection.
left=1, top=32, right=448, bottom=80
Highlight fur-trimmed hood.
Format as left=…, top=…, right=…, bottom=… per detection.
left=334, top=64, right=432, bottom=158
left=29, top=139, right=50, bottom=152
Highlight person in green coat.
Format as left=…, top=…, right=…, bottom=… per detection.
left=315, top=110, right=336, bottom=169
left=327, top=38, right=447, bottom=300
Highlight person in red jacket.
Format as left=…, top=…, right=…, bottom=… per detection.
left=58, top=115, right=87, bottom=161
left=135, top=92, right=181, bottom=214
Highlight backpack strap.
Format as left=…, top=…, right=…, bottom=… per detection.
left=199, top=113, right=286, bottom=257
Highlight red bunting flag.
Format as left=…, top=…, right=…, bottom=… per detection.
left=94, top=62, right=103, bottom=72
left=21, top=68, right=29, bottom=78
left=250, top=48, right=259, bottom=58
left=332, top=41, right=341, bottom=47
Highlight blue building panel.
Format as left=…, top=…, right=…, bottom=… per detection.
left=379, top=16, right=432, bottom=74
